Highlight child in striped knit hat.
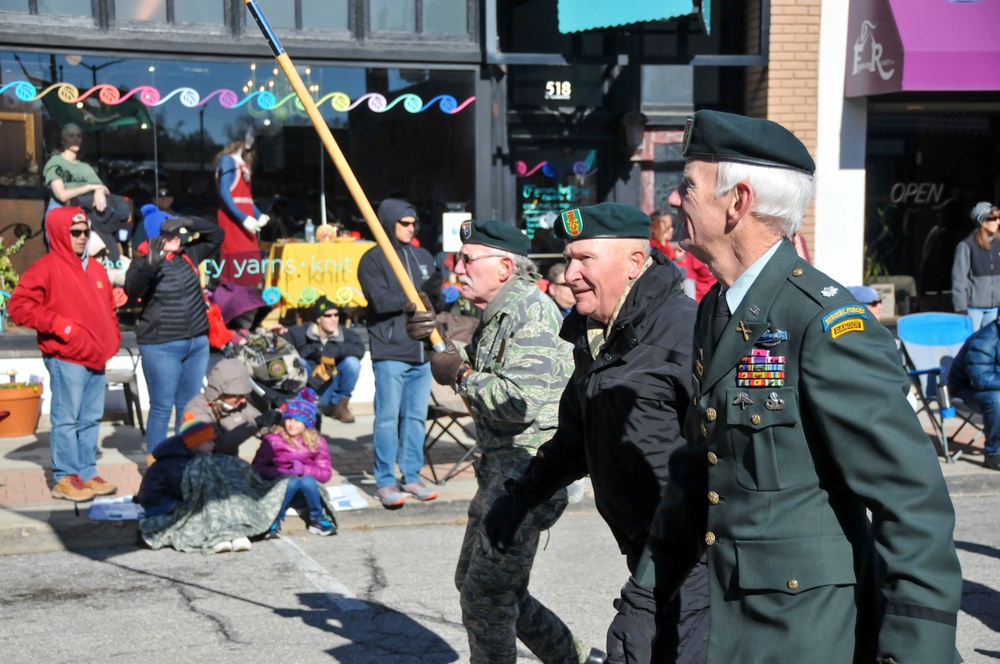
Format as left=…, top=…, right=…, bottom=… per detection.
left=253, top=388, right=337, bottom=537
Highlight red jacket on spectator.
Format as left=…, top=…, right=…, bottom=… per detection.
left=685, top=253, right=718, bottom=303
left=9, top=207, right=120, bottom=370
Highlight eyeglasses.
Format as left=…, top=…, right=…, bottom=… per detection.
left=397, top=221, right=416, bottom=228
left=69, top=229, right=90, bottom=238
left=458, top=252, right=505, bottom=265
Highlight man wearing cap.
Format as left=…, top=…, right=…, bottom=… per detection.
left=847, top=284, right=884, bottom=320
left=283, top=295, right=365, bottom=423
left=358, top=198, right=440, bottom=508
left=9, top=206, right=122, bottom=502
left=644, top=110, right=962, bottom=663
left=479, top=204, right=708, bottom=664
left=405, top=220, right=600, bottom=664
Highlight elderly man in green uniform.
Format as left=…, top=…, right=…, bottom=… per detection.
left=645, top=110, right=963, bottom=663
left=405, top=220, right=602, bottom=664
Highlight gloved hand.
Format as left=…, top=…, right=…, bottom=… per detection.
left=256, top=213, right=270, bottom=228
left=606, top=578, right=657, bottom=664
left=286, top=459, right=305, bottom=476
left=242, top=216, right=261, bottom=233
left=429, top=340, right=467, bottom=387
left=481, top=492, right=530, bottom=555
left=404, top=292, right=438, bottom=341
left=255, top=409, right=283, bottom=429
left=148, top=235, right=168, bottom=268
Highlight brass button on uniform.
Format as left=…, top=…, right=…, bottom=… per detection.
left=705, top=532, right=716, bottom=546
left=707, top=451, right=718, bottom=465
left=700, top=423, right=708, bottom=438
left=792, top=268, right=803, bottom=276
left=707, top=491, right=719, bottom=505
left=751, top=414, right=761, bottom=425
left=705, top=407, right=717, bottom=422
left=787, top=579, right=799, bottom=590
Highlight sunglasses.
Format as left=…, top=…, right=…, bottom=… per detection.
left=985, top=216, right=1000, bottom=223
left=397, top=221, right=416, bottom=228
left=69, top=229, right=90, bottom=238
left=868, top=300, right=882, bottom=306
left=458, top=252, right=505, bottom=265
left=321, top=310, right=340, bottom=318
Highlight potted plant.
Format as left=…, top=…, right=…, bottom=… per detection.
left=0, top=233, right=26, bottom=334
left=0, top=369, right=44, bottom=438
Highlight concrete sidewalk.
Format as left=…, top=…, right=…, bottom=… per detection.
left=1, top=407, right=999, bottom=556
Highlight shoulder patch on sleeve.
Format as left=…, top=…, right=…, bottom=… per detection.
left=821, top=305, right=868, bottom=331
left=830, top=318, right=864, bottom=338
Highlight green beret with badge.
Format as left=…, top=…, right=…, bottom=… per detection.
left=459, top=219, right=530, bottom=256
left=554, top=202, right=651, bottom=241
left=682, top=109, right=816, bottom=174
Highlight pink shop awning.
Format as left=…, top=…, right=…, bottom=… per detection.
left=845, top=0, right=1000, bottom=98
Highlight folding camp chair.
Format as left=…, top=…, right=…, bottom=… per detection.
left=896, top=313, right=984, bottom=462
left=422, top=385, right=478, bottom=485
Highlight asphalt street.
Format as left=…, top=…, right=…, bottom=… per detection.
left=0, top=497, right=997, bottom=663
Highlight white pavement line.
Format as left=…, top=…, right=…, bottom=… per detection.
left=272, top=535, right=368, bottom=612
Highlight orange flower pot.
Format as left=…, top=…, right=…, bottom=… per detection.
left=0, top=384, right=43, bottom=438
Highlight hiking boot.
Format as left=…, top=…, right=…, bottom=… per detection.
left=986, top=454, right=1000, bottom=471
left=330, top=397, right=355, bottom=423
left=84, top=476, right=117, bottom=496
left=231, top=536, right=253, bottom=552
left=376, top=485, right=407, bottom=509
left=307, top=519, right=336, bottom=537
left=52, top=475, right=95, bottom=503
left=401, top=481, right=438, bottom=502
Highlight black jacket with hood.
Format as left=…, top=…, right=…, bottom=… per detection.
left=357, top=199, right=438, bottom=364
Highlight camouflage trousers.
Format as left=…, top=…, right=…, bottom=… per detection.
left=455, top=448, right=578, bottom=664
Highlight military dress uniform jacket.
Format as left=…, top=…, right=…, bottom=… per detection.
left=515, top=254, right=698, bottom=573
left=647, top=241, right=962, bottom=663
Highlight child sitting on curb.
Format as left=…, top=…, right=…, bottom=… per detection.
left=253, top=388, right=338, bottom=537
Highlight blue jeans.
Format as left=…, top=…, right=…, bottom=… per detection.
left=372, top=360, right=431, bottom=488
left=306, top=355, right=361, bottom=408
left=140, top=336, right=210, bottom=452
left=954, top=389, right=1000, bottom=456
left=43, top=357, right=105, bottom=482
left=968, top=308, right=999, bottom=331
left=277, top=475, right=325, bottom=523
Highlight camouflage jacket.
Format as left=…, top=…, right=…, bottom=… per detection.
left=460, top=276, right=573, bottom=453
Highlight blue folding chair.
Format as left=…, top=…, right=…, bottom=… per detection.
left=896, top=313, right=984, bottom=463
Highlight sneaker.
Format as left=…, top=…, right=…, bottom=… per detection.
left=307, top=519, right=336, bottom=537
left=330, top=397, right=355, bottom=423
left=212, top=540, right=233, bottom=554
left=401, top=481, right=438, bottom=502
left=985, top=454, right=1000, bottom=471
left=84, top=476, right=117, bottom=496
left=52, top=475, right=95, bottom=503
left=376, top=485, right=407, bottom=509
left=231, top=536, right=252, bottom=552
left=264, top=522, right=281, bottom=540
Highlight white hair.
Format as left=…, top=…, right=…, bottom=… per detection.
left=716, top=161, right=815, bottom=237
left=496, top=250, right=538, bottom=279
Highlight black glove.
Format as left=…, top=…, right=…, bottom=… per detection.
left=255, top=409, right=283, bottom=429
left=429, top=340, right=468, bottom=387
left=147, top=235, right=167, bottom=269
left=404, top=292, right=439, bottom=342
left=481, top=492, right=530, bottom=555
left=606, top=578, right=657, bottom=664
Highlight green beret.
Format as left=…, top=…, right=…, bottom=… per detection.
left=682, top=110, right=815, bottom=174
left=554, top=203, right=650, bottom=241
left=459, top=219, right=530, bottom=256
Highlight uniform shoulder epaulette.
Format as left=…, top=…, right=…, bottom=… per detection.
left=785, top=260, right=854, bottom=309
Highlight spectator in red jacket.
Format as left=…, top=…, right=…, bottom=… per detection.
left=8, top=206, right=121, bottom=502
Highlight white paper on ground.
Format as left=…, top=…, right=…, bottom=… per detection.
left=326, top=482, right=369, bottom=511
left=89, top=495, right=145, bottom=520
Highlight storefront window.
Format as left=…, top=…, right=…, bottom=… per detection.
left=0, top=0, right=28, bottom=12
left=115, top=0, right=167, bottom=22
left=0, top=49, right=476, bottom=271
left=302, top=0, right=349, bottom=31
left=256, top=0, right=295, bottom=29
left=423, top=0, right=467, bottom=35
left=371, top=0, right=415, bottom=33
left=38, top=0, right=91, bottom=16
left=174, top=0, right=224, bottom=24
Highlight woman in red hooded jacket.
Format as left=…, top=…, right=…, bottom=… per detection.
left=9, top=206, right=121, bottom=502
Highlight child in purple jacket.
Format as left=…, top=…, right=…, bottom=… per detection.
left=252, top=388, right=336, bottom=536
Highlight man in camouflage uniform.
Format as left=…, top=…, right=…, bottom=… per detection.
left=406, top=220, right=601, bottom=664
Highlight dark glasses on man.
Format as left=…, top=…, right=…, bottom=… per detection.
left=397, top=221, right=416, bottom=227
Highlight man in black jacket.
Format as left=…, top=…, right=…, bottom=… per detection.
left=357, top=198, right=440, bottom=508
left=283, top=295, right=365, bottom=423
left=483, top=203, right=708, bottom=664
